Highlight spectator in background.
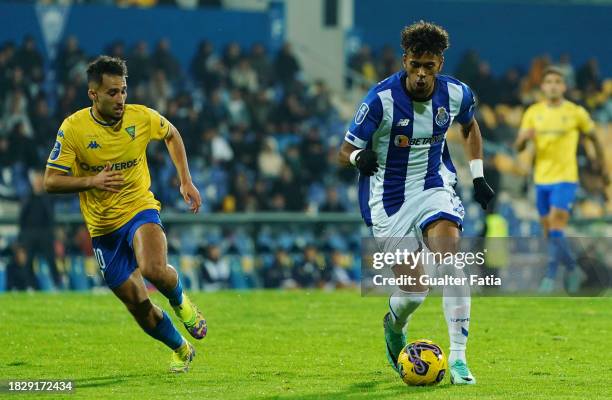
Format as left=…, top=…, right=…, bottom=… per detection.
left=309, top=80, right=334, bottom=123
left=107, top=40, right=125, bottom=60
left=0, top=136, right=16, bottom=199
left=377, top=45, right=399, bottom=80
left=556, top=53, right=576, bottom=89
left=191, top=40, right=216, bottom=86
left=348, top=45, right=377, bottom=87
left=577, top=58, right=601, bottom=93
left=263, top=248, right=296, bottom=288
left=227, top=88, right=251, bottom=126
left=271, top=168, right=305, bottom=211
left=292, top=245, right=324, bottom=288
left=200, top=88, right=229, bottom=130
left=2, top=89, right=32, bottom=137
left=249, top=89, right=273, bottom=132
left=19, top=170, right=62, bottom=288
left=10, top=122, right=38, bottom=170
left=319, top=187, right=346, bottom=212
left=200, top=126, right=234, bottom=166
left=152, top=39, right=181, bottom=81
left=56, top=36, right=86, bottom=84
left=300, top=127, right=327, bottom=184
left=275, top=42, right=301, bottom=87
left=222, top=42, right=242, bottom=71
left=127, top=41, right=152, bottom=87
left=471, top=61, right=498, bottom=105
left=6, top=243, right=36, bottom=291
left=249, top=43, right=273, bottom=87
left=454, top=49, right=480, bottom=86
left=230, top=58, right=258, bottom=93
left=497, top=68, right=522, bottom=106
left=521, top=56, right=550, bottom=103
left=258, top=137, right=284, bottom=179
left=147, top=69, right=172, bottom=114
left=326, top=249, right=353, bottom=288
left=15, top=35, right=43, bottom=84
left=199, top=243, right=230, bottom=289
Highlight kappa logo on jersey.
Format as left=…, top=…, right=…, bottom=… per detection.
left=125, top=126, right=136, bottom=140
left=49, top=141, right=62, bottom=161
left=354, top=103, right=369, bottom=125
left=435, top=107, right=450, bottom=127
left=87, top=141, right=102, bottom=149
left=396, top=118, right=411, bottom=127
left=57, top=130, right=64, bottom=138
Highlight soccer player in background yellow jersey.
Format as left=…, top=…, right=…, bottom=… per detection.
left=515, top=66, right=608, bottom=293
left=44, top=56, right=206, bottom=373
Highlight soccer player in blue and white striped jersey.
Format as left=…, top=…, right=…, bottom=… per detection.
left=339, top=21, right=494, bottom=385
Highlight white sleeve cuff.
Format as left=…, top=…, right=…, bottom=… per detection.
left=469, top=159, right=484, bottom=179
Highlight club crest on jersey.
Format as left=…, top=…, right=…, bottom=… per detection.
left=125, top=125, right=136, bottom=140
left=435, top=107, right=450, bottom=127
left=394, top=135, right=410, bottom=148
left=354, top=103, right=369, bottom=125
left=50, top=141, right=62, bottom=160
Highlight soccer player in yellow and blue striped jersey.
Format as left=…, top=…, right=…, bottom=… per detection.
left=515, top=66, right=607, bottom=293
left=44, top=56, right=206, bottom=372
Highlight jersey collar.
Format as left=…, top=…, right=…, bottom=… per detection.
left=89, top=107, right=117, bottom=127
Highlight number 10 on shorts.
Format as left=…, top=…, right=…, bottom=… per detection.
left=94, top=248, right=106, bottom=272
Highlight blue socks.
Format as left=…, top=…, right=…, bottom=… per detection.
left=546, top=230, right=576, bottom=279
left=160, top=278, right=184, bottom=307
left=143, top=311, right=184, bottom=350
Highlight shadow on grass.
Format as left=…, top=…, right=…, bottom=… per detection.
left=256, top=380, right=453, bottom=400
left=73, top=373, right=151, bottom=389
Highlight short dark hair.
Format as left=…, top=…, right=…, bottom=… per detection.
left=542, top=66, right=565, bottom=81
left=86, top=55, right=127, bottom=85
left=401, top=21, right=449, bottom=56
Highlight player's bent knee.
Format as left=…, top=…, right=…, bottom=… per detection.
left=140, top=260, right=169, bottom=283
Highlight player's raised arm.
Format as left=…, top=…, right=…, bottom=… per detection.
left=163, top=123, right=202, bottom=213
left=460, top=117, right=495, bottom=210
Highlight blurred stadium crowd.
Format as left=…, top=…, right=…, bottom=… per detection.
left=0, top=32, right=610, bottom=291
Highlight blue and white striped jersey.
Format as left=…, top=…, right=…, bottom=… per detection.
left=344, top=71, right=476, bottom=226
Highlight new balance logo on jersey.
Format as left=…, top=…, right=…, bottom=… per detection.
left=396, top=118, right=410, bottom=127
left=87, top=141, right=101, bottom=149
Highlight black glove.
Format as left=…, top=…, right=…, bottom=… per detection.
left=355, top=149, right=379, bottom=176
left=473, top=177, right=495, bottom=210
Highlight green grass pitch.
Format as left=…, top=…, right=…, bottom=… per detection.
left=0, top=291, right=610, bottom=399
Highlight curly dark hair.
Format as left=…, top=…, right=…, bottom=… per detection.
left=401, top=21, right=449, bottom=56
left=86, top=55, right=128, bottom=85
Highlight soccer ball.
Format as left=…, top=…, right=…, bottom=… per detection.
left=397, top=339, right=447, bottom=386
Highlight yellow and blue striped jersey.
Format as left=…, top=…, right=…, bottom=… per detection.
left=46, top=105, right=171, bottom=237
left=520, top=100, right=595, bottom=185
